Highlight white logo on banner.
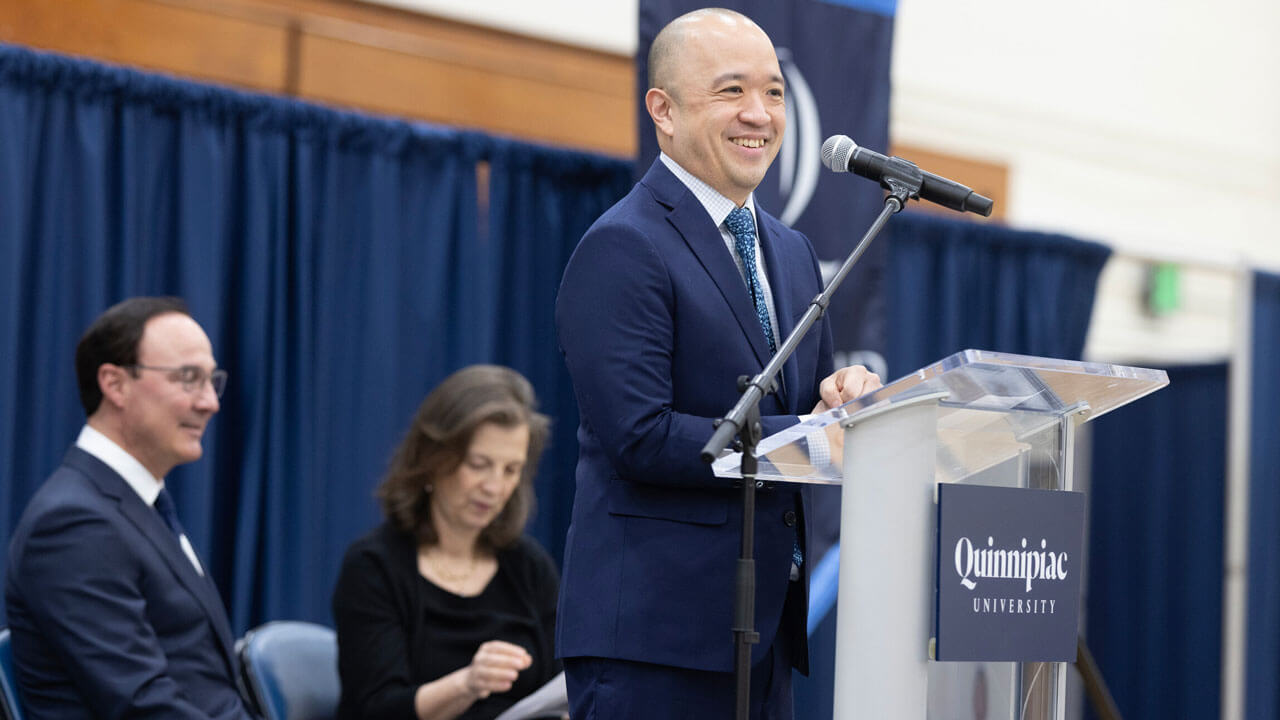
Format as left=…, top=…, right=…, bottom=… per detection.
left=776, top=48, right=820, bottom=227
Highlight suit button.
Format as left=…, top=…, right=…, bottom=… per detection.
left=783, top=510, right=797, bottom=527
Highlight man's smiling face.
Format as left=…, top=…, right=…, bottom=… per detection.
left=654, top=14, right=785, bottom=205
left=116, top=313, right=220, bottom=478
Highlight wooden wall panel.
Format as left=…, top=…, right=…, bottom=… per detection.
left=296, top=22, right=633, bottom=154
left=0, top=0, right=1005, bottom=208
left=0, top=0, right=290, bottom=92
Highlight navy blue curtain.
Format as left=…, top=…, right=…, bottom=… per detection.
left=1086, top=363, right=1227, bottom=720
left=1247, top=271, right=1280, bottom=720
left=884, top=211, right=1112, bottom=378
left=796, top=210, right=1112, bottom=718
left=483, top=141, right=634, bottom=568
left=0, top=44, right=631, bottom=631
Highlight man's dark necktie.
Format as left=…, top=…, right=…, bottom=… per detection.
left=153, top=488, right=187, bottom=543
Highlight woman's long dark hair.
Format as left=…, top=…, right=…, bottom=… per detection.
left=376, top=365, right=549, bottom=551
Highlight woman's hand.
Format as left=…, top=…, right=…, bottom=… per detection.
left=416, top=641, right=532, bottom=720
left=461, top=640, right=532, bottom=699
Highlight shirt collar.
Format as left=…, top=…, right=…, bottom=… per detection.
left=76, top=424, right=164, bottom=505
left=659, top=152, right=758, bottom=232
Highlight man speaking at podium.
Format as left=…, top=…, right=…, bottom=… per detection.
left=555, top=8, right=880, bottom=718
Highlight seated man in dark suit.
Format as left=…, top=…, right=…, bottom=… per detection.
left=5, top=296, right=256, bottom=719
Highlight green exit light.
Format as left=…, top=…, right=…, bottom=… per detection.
left=1147, top=263, right=1181, bottom=316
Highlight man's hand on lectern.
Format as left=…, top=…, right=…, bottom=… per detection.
left=812, top=365, right=882, bottom=414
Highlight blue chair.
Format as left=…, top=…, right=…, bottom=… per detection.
left=0, top=628, right=24, bottom=720
left=240, top=621, right=339, bottom=720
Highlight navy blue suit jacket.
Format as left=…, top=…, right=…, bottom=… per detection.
left=4, top=446, right=254, bottom=719
left=554, top=159, right=835, bottom=674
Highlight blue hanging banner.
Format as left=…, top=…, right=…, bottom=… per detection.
left=935, top=483, right=1086, bottom=662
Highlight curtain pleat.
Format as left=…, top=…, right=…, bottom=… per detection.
left=884, top=211, right=1112, bottom=377
left=1246, top=271, right=1280, bottom=720
left=1086, top=364, right=1227, bottom=720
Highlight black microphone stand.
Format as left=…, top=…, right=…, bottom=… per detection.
left=701, top=172, right=924, bottom=720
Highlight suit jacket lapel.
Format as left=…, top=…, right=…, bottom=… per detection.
left=118, top=499, right=238, bottom=664
left=756, top=215, right=798, bottom=410
left=65, top=448, right=240, bottom=672
left=642, top=162, right=773, bottom=368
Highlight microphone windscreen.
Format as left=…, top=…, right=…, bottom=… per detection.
left=820, top=135, right=857, bottom=173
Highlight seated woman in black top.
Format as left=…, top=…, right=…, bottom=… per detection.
left=332, top=365, right=559, bottom=720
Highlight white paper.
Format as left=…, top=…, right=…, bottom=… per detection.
left=493, top=671, right=568, bottom=720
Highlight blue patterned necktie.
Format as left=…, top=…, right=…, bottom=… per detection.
left=726, top=207, right=802, bottom=573
left=725, top=207, right=776, bottom=355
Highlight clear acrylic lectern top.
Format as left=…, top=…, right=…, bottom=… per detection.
left=712, top=349, right=1169, bottom=485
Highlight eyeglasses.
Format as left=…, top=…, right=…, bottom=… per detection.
left=124, top=364, right=228, bottom=398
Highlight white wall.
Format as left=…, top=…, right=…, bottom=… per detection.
left=891, top=0, right=1280, bottom=364
left=370, top=0, right=637, bottom=53
left=893, top=0, right=1280, bottom=259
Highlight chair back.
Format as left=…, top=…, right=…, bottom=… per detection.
left=0, top=628, right=24, bottom=720
left=240, top=621, right=339, bottom=720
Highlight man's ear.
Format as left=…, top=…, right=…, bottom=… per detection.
left=646, top=88, right=676, bottom=140
left=97, top=364, right=129, bottom=410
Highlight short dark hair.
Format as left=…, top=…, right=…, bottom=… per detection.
left=75, top=296, right=191, bottom=416
left=376, top=365, right=550, bottom=552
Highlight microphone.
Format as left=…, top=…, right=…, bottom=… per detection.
left=821, top=135, right=993, bottom=217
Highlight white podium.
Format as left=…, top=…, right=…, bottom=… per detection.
left=713, top=349, right=1167, bottom=720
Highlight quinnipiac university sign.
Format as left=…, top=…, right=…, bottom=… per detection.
left=934, top=483, right=1086, bottom=662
